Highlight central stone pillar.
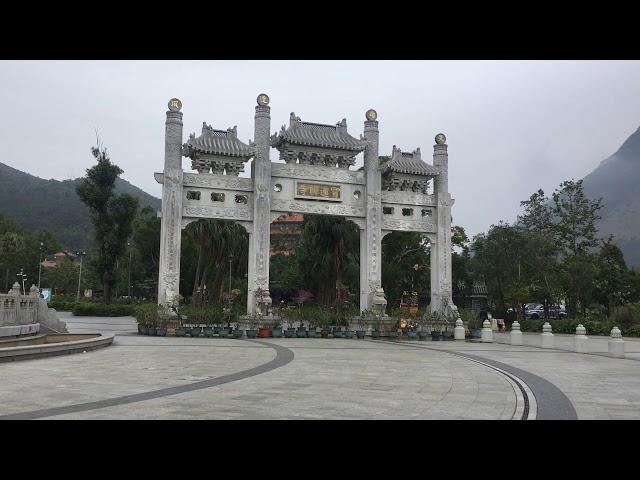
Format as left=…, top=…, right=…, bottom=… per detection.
left=248, top=94, right=272, bottom=314
left=158, top=98, right=184, bottom=309
left=359, top=224, right=367, bottom=311
left=362, top=109, right=383, bottom=311
left=431, top=134, right=453, bottom=313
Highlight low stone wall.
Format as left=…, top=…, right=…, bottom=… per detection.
left=0, top=333, right=113, bottom=363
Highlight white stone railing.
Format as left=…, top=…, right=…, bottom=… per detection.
left=0, top=283, right=38, bottom=327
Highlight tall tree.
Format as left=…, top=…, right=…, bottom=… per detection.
left=519, top=189, right=561, bottom=318
left=552, top=179, right=603, bottom=316
left=76, top=142, right=139, bottom=303
left=297, top=215, right=360, bottom=305
left=552, top=179, right=603, bottom=257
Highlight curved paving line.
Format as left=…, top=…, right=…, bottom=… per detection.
left=370, top=340, right=578, bottom=420
left=0, top=340, right=294, bottom=420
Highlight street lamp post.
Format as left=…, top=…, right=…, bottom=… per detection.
left=37, top=242, right=43, bottom=290
left=75, top=251, right=86, bottom=303
left=17, top=269, right=27, bottom=295
left=127, top=242, right=132, bottom=299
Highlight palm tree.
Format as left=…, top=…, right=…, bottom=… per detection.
left=297, top=215, right=359, bottom=304
left=184, top=219, right=249, bottom=306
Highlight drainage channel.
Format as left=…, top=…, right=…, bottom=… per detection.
left=368, top=339, right=580, bottom=420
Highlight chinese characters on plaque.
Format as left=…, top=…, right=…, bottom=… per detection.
left=296, top=182, right=341, bottom=200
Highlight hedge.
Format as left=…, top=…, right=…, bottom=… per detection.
left=71, top=303, right=139, bottom=317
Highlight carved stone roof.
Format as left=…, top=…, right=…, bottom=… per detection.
left=183, top=123, right=254, bottom=159
left=271, top=113, right=366, bottom=152
left=382, top=146, right=439, bottom=176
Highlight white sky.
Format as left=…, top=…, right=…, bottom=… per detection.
left=1, top=60, right=639, bottom=238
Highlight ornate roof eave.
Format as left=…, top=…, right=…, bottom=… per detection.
left=270, top=112, right=366, bottom=153
left=182, top=122, right=255, bottom=160
left=382, top=145, right=440, bottom=176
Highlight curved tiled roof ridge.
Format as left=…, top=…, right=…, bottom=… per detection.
left=271, top=113, right=366, bottom=152
left=183, top=122, right=254, bottom=158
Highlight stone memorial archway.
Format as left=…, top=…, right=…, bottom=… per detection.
left=156, top=95, right=456, bottom=316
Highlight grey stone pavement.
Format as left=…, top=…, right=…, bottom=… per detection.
left=0, top=315, right=638, bottom=420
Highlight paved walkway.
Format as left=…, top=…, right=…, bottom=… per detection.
left=58, top=311, right=137, bottom=335
left=1, top=315, right=638, bottom=420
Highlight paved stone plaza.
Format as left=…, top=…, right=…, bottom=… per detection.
left=1, top=315, right=639, bottom=420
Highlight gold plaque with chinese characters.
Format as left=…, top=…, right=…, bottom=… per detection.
left=295, top=182, right=342, bottom=201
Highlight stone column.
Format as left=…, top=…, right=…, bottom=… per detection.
left=248, top=94, right=272, bottom=314
left=608, top=326, right=625, bottom=358
left=431, top=133, right=452, bottom=314
left=541, top=321, right=554, bottom=348
left=246, top=232, right=254, bottom=313
left=574, top=324, right=588, bottom=353
left=158, top=98, right=184, bottom=310
left=362, top=109, right=383, bottom=311
left=359, top=225, right=368, bottom=311
left=511, top=320, right=523, bottom=345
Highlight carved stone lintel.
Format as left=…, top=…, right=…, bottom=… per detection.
left=182, top=172, right=253, bottom=191
left=183, top=205, right=252, bottom=221
left=381, top=218, right=436, bottom=233
left=271, top=199, right=365, bottom=218
left=271, top=163, right=365, bottom=185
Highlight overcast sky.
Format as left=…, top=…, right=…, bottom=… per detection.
left=1, top=60, right=639, bottom=238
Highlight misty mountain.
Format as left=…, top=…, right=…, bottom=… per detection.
left=0, top=162, right=160, bottom=251
left=582, top=125, right=640, bottom=268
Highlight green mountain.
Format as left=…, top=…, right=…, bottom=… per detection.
left=582, top=125, right=640, bottom=268
left=0, top=161, right=160, bottom=251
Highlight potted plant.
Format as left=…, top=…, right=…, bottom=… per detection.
left=147, top=316, right=158, bottom=336
left=307, top=315, right=319, bottom=338
left=156, top=309, right=167, bottom=337
left=283, top=311, right=297, bottom=338
left=246, top=315, right=259, bottom=339
left=233, top=317, right=245, bottom=338
left=387, top=321, right=399, bottom=340
left=190, top=323, right=201, bottom=337
left=219, top=307, right=233, bottom=337
left=271, top=319, right=283, bottom=338
left=370, top=313, right=382, bottom=339
left=355, top=313, right=368, bottom=339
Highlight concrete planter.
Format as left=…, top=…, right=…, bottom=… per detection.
left=203, top=327, right=214, bottom=337
left=388, top=331, right=398, bottom=340
left=284, top=328, right=295, bottom=338
left=233, top=329, right=244, bottom=339
left=296, top=329, right=307, bottom=338
left=307, top=329, right=318, bottom=338
left=372, top=330, right=381, bottom=339
left=156, top=328, right=167, bottom=337
left=246, top=329, right=258, bottom=338
left=333, top=330, right=344, bottom=338
left=272, top=328, right=283, bottom=338
left=356, top=330, right=366, bottom=339
left=175, top=327, right=187, bottom=337
left=406, top=330, right=418, bottom=340
left=431, top=331, right=441, bottom=341
left=344, top=330, right=354, bottom=339
left=418, top=331, right=429, bottom=341
left=190, top=327, right=201, bottom=337
left=141, top=326, right=149, bottom=335
left=218, top=328, right=230, bottom=338
left=148, top=328, right=157, bottom=336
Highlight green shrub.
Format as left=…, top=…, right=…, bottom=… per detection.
left=49, top=300, right=78, bottom=311
left=612, top=304, right=640, bottom=329
left=72, top=302, right=138, bottom=317
left=622, top=325, right=640, bottom=337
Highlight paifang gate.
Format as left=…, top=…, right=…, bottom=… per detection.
left=155, top=94, right=457, bottom=317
